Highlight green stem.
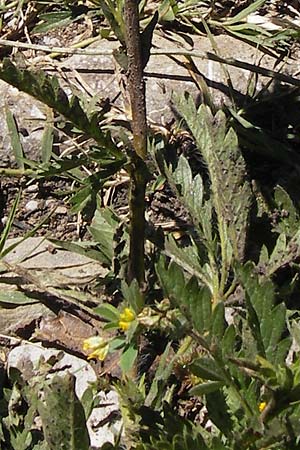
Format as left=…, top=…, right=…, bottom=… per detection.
left=0, top=168, right=34, bottom=177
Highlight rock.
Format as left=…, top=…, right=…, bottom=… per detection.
left=25, top=183, right=39, bottom=193
left=55, top=205, right=68, bottom=215
left=1, top=34, right=299, bottom=160
left=25, top=199, right=39, bottom=213
left=7, top=343, right=122, bottom=447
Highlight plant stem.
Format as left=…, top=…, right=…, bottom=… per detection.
left=0, top=168, right=34, bottom=177
left=124, top=0, right=148, bottom=285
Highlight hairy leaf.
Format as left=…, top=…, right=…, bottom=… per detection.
left=0, top=59, right=121, bottom=158
left=37, top=373, right=90, bottom=450
left=174, top=94, right=252, bottom=261
left=156, top=257, right=212, bottom=332
left=239, top=262, right=288, bottom=363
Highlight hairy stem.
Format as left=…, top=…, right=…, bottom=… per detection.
left=124, top=0, right=148, bottom=285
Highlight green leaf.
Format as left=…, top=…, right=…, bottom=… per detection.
left=189, top=381, right=224, bottom=396
left=98, top=0, right=125, bottom=44
left=5, top=107, right=25, bottom=170
left=120, top=344, right=138, bottom=373
left=159, top=0, right=176, bottom=21
left=121, top=279, right=144, bottom=314
left=239, top=262, right=287, bottom=363
left=156, top=258, right=186, bottom=304
left=145, top=342, right=175, bottom=408
left=189, top=357, right=225, bottom=382
left=206, top=390, right=233, bottom=436
left=94, top=303, right=120, bottom=321
left=40, top=108, right=54, bottom=164
left=33, top=11, right=73, bottom=33
left=174, top=94, right=252, bottom=262
left=187, top=279, right=212, bottom=333
left=210, top=302, right=225, bottom=342
left=0, top=60, right=121, bottom=156
left=221, top=325, right=236, bottom=359
left=169, top=154, right=204, bottom=225
left=141, top=11, right=158, bottom=69
left=88, top=208, right=122, bottom=266
left=0, top=290, right=39, bottom=305
left=0, top=191, right=20, bottom=256
left=273, top=186, right=299, bottom=236
left=37, top=373, right=90, bottom=450
left=48, top=239, right=109, bottom=264
left=221, top=0, right=268, bottom=25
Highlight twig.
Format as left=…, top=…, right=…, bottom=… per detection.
left=1, top=38, right=299, bottom=87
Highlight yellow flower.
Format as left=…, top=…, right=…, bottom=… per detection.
left=259, top=401, right=267, bottom=412
left=118, top=307, right=135, bottom=331
left=83, top=336, right=109, bottom=361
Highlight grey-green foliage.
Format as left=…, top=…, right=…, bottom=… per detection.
left=239, top=262, right=290, bottom=365
left=156, top=258, right=212, bottom=336
left=37, top=373, right=90, bottom=450
left=173, top=93, right=252, bottom=262
left=258, top=186, right=300, bottom=277
left=2, top=382, right=38, bottom=450
left=0, top=59, right=121, bottom=157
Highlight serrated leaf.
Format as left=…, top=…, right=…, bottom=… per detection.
left=163, top=235, right=211, bottom=288
left=156, top=258, right=186, bottom=304
left=187, top=280, right=212, bottom=333
left=273, top=186, right=299, bottom=236
left=0, top=60, right=121, bottom=157
left=145, top=342, right=175, bottom=408
left=170, top=154, right=204, bottom=224
left=37, top=373, right=90, bottom=450
left=156, top=258, right=212, bottom=332
left=263, top=303, right=287, bottom=361
left=239, top=262, right=287, bottom=363
left=174, top=94, right=252, bottom=262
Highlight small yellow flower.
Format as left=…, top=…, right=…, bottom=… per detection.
left=259, top=401, right=267, bottom=412
left=118, top=307, right=135, bottom=331
left=83, top=336, right=109, bottom=361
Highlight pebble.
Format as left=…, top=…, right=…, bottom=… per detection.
left=45, top=199, right=55, bottom=207
left=25, top=200, right=39, bottom=213
left=25, top=184, right=38, bottom=193
left=55, top=206, right=68, bottom=215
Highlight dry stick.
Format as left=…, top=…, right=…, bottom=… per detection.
left=124, top=0, right=148, bottom=285
left=1, top=39, right=300, bottom=87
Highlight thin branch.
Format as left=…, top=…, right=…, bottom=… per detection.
left=1, top=39, right=300, bottom=87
